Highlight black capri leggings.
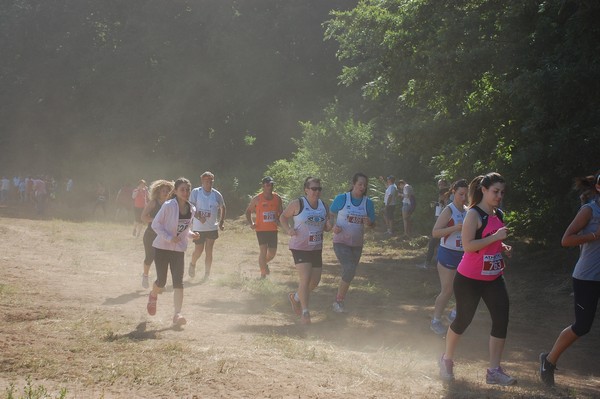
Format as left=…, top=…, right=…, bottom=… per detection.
left=571, top=278, right=600, bottom=337
left=450, top=272, right=509, bottom=339
left=143, top=227, right=157, bottom=265
left=154, top=248, right=184, bottom=289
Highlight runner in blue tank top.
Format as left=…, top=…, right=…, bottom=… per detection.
left=540, top=171, right=600, bottom=387
left=329, top=173, right=375, bottom=313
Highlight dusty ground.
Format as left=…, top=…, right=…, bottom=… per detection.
left=0, top=205, right=599, bottom=398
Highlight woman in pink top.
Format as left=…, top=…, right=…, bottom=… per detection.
left=439, top=173, right=516, bottom=386
left=132, top=179, right=148, bottom=237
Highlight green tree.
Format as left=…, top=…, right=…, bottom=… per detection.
left=324, top=0, right=600, bottom=242
left=266, top=102, right=375, bottom=203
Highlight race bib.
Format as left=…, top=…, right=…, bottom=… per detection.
left=347, top=215, right=364, bottom=224
left=262, top=211, right=277, bottom=223
left=482, top=253, right=504, bottom=276
left=177, top=219, right=190, bottom=236
left=455, top=238, right=462, bottom=249
left=309, top=232, right=323, bottom=243
left=196, top=210, right=211, bottom=219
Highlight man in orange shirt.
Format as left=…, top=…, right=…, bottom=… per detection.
left=245, top=176, right=283, bottom=279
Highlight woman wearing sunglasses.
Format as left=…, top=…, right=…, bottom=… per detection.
left=280, top=177, right=332, bottom=325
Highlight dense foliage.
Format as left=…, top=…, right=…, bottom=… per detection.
left=0, top=0, right=352, bottom=198
left=2, top=0, right=599, bottom=240
left=270, top=0, right=600, bottom=242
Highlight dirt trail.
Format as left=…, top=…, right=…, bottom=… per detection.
left=0, top=212, right=598, bottom=398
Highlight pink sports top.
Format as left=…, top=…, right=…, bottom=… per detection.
left=457, top=206, right=505, bottom=281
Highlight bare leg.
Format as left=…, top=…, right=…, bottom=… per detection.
left=444, top=327, right=461, bottom=360
left=296, top=263, right=312, bottom=311
left=203, top=239, right=216, bottom=277
left=265, top=247, right=277, bottom=264
left=337, top=280, right=351, bottom=300
left=547, top=326, right=579, bottom=365
left=488, top=336, right=506, bottom=369
left=433, top=264, right=456, bottom=319
left=258, top=244, right=268, bottom=275
left=191, top=242, right=205, bottom=266
left=309, top=267, right=322, bottom=292
left=173, top=288, right=184, bottom=315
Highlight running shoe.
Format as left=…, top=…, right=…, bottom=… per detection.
left=539, top=352, right=556, bottom=386
left=430, top=319, right=446, bottom=335
left=288, top=293, right=301, bottom=316
left=486, top=366, right=517, bottom=386
left=447, top=308, right=456, bottom=323
left=332, top=301, right=345, bottom=313
left=147, top=292, right=157, bottom=316
left=260, top=264, right=270, bottom=279
left=173, top=313, right=187, bottom=326
left=188, top=262, right=196, bottom=278
left=142, top=274, right=149, bottom=289
left=300, top=311, right=311, bottom=325
left=438, top=354, right=454, bottom=381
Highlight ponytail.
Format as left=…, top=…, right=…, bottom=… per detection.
left=468, top=173, right=505, bottom=208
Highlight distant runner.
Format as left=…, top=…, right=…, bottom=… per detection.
left=245, top=176, right=283, bottom=279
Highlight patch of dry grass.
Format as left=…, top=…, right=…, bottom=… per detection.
left=1, top=215, right=598, bottom=398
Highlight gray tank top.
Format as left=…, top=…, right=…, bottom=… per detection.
left=573, top=200, right=600, bottom=281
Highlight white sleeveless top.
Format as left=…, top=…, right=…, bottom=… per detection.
left=333, top=193, right=367, bottom=247
left=191, top=188, right=223, bottom=232
left=288, top=197, right=327, bottom=251
left=440, top=203, right=466, bottom=251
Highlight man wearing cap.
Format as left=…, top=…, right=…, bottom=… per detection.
left=383, top=175, right=398, bottom=235
left=245, top=176, right=283, bottom=278
left=189, top=171, right=226, bottom=280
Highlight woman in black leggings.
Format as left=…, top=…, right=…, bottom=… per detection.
left=438, top=173, right=516, bottom=386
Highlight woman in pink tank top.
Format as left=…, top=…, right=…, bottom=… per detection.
left=438, top=173, right=517, bottom=386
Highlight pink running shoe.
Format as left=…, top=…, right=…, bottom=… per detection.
left=288, top=293, right=301, bottom=316
left=147, top=292, right=157, bottom=316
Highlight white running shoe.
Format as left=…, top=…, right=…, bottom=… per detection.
left=439, top=354, right=454, bottom=381
left=430, top=319, right=446, bottom=335
left=332, top=301, right=346, bottom=313
left=486, top=366, right=516, bottom=385
left=173, top=313, right=187, bottom=326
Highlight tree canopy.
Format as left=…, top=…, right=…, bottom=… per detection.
left=268, top=0, right=600, bottom=241
left=2, top=0, right=599, bottom=239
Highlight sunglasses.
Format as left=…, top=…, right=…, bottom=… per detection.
left=309, top=186, right=322, bottom=192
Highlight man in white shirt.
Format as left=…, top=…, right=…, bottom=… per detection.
left=383, top=175, right=397, bottom=235
left=0, top=176, right=10, bottom=204
left=188, top=171, right=226, bottom=280
left=397, top=179, right=415, bottom=238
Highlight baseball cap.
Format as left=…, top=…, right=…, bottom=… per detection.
left=262, top=176, right=275, bottom=184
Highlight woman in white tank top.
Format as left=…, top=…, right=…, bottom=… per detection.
left=280, top=177, right=331, bottom=325
left=429, top=179, right=468, bottom=335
